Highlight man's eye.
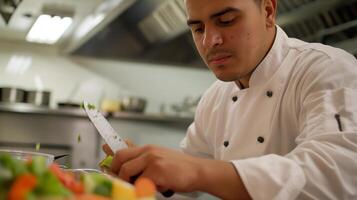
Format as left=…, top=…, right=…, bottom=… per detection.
left=219, top=19, right=235, bottom=25
left=218, top=14, right=236, bottom=25
left=194, top=28, right=204, bottom=33
left=190, top=26, right=204, bottom=33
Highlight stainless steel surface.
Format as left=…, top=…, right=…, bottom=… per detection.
left=121, top=96, right=147, bottom=113
left=57, top=102, right=81, bottom=109
left=0, top=102, right=86, bottom=117
left=24, top=90, right=51, bottom=107
left=0, top=87, right=26, bottom=103
left=0, top=103, right=193, bottom=125
left=74, top=0, right=357, bottom=65
left=0, top=111, right=99, bottom=169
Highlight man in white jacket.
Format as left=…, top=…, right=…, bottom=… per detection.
left=107, top=0, right=357, bottom=199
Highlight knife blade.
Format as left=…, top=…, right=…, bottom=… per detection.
left=83, top=101, right=128, bottom=152
left=83, top=101, right=175, bottom=197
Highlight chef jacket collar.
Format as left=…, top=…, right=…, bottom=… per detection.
left=239, top=26, right=290, bottom=90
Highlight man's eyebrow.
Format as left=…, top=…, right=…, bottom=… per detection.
left=211, top=7, right=241, bottom=18
left=187, top=7, right=241, bottom=26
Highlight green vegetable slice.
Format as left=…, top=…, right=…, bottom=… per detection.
left=29, top=156, right=47, bottom=176
left=77, top=134, right=81, bottom=143
left=99, top=156, right=113, bottom=169
left=35, top=143, right=41, bottom=152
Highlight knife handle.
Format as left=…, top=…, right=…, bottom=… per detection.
left=161, top=189, right=175, bottom=197
left=130, top=174, right=175, bottom=197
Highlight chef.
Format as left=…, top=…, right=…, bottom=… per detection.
left=106, top=0, right=357, bottom=199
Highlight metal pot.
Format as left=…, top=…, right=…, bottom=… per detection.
left=0, top=87, right=26, bottom=103
left=121, top=97, right=147, bottom=113
left=24, top=90, right=51, bottom=107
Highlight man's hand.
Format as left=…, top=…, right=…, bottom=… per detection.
left=108, top=145, right=251, bottom=199
left=110, top=145, right=202, bottom=193
left=102, top=139, right=136, bottom=156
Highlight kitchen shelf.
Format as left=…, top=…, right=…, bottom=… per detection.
left=108, top=111, right=193, bottom=125
left=0, top=103, right=193, bottom=126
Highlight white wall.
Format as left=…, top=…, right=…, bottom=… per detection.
left=0, top=41, right=120, bottom=107
left=71, top=57, right=215, bottom=113
left=0, top=41, right=215, bottom=113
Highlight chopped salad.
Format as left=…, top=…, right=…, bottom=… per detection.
left=0, top=153, right=156, bottom=200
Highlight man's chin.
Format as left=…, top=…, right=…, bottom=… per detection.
left=215, top=74, right=239, bottom=82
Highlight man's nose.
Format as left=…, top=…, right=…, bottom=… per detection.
left=203, top=27, right=223, bottom=48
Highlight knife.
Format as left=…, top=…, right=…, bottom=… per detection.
left=83, top=101, right=175, bottom=197
left=83, top=101, right=128, bottom=152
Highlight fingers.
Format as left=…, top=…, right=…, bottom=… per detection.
left=110, top=146, right=146, bottom=175
left=102, top=144, right=114, bottom=156
left=118, top=154, right=148, bottom=182
left=140, top=167, right=168, bottom=193
left=124, top=139, right=136, bottom=148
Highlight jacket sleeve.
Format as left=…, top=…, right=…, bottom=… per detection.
left=233, top=53, right=357, bottom=200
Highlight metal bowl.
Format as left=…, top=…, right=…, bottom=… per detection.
left=24, top=90, right=51, bottom=107
left=121, top=97, right=147, bottom=113
left=0, top=87, right=26, bottom=103
left=0, top=149, right=54, bottom=166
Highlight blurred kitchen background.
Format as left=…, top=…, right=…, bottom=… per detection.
left=0, top=0, right=356, bottom=193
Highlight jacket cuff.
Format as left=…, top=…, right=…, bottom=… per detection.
left=232, top=154, right=306, bottom=200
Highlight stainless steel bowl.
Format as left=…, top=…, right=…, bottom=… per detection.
left=0, top=87, right=26, bottom=103
left=121, top=97, right=147, bottom=113
left=24, top=90, right=51, bottom=107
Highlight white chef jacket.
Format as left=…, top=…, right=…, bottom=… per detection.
left=180, top=26, right=357, bottom=200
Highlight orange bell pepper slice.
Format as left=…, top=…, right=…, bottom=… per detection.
left=8, top=173, right=37, bottom=200
left=49, top=164, right=84, bottom=194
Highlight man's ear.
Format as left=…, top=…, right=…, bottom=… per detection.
left=264, top=0, right=277, bottom=28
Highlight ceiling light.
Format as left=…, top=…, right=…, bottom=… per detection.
left=26, top=14, right=72, bottom=44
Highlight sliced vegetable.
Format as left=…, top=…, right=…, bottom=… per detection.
left=34, top=171, right=72, bottom=196
left=112, top=178, right=136, bottom=200
left=29, top=156, right=47, bottom=176
left=0, top=164, right=13, bottom=184
left=35, top=143, right=41, bottom=152
left=94, top=180, right=112, bottom=197
left=77, top=134, right=81, bottom=143
left=87, top=103, right=96, bottom=110
left=99, top=155, right=113, bottom=169
left=0, top=153, right=157, bottom=200
left=8, top=173, right=37, bottom=200
left=135, top=178, right=156, bottom=198
left=49, top=164, right=84, bottom=194
left=0, top=153, right=27, bottom=177
left=74, top=194, right=111, bottom=200
left=83, top=173, right=112, bottom=197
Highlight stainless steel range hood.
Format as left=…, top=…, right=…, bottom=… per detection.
left=73, top=0, right=357, bottom=68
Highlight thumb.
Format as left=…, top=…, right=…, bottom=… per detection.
left=102, top=143, right=114, bottom=156
left=124, top=139, right=136, bottom=148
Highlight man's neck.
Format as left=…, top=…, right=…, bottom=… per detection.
left=235, top=26, right=277, bottom=89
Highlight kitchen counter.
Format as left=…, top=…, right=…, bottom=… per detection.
left=0, top=103, right=194, bottom=126
left=0, top=103, right=192, bottom=168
